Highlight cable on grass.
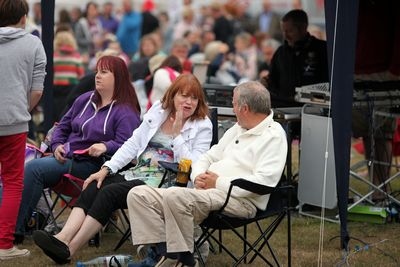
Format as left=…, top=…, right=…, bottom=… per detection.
left=330, top=235, right=398, bottom=266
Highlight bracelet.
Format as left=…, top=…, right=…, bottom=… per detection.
left=101, top=165, right=114, bottom=176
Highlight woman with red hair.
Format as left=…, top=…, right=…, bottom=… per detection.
left=15, top=56, right=141, bottom=246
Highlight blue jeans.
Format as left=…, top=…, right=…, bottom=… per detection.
left=15, top=156, right=102, bottom=235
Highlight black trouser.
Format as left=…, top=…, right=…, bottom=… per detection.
left=74, top=174, right=145, bottom=225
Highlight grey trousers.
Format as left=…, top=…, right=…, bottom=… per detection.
left=127, top=185, right=257, bottom=253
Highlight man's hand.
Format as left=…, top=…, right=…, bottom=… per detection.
left=29, top=90, right=43, bottom=112
left=87, top=143, right=107, bottom=157
left=83, top=167, right=108, bottom=190
left=194, top=171, right=218, bottom=189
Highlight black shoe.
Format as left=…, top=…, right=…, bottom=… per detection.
left=33, top=230, right=71, bottom=264
left=88, top=233, right=100, bottom=247
left=13, top=233, right=25, bottom=245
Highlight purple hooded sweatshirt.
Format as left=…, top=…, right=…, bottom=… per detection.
left=50, top=91, right=140, bottom=158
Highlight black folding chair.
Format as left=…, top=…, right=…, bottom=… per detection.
left=194, top=178, right=293, bottom=267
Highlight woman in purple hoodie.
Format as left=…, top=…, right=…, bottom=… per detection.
left=14, top=56, right=141, bottom=244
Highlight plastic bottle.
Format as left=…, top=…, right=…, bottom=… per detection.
left=76, top=254, right=133, bottom=267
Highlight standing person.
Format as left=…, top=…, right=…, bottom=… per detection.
left=32, top=74, right=212, bottom=265
left=117, top=0, right=142, bottom=58
left=99, top=2, right=119, bottom=35
left=257, top=0, right=282, bottom=41
left=74, top=2, right=104, bottom=70
left=210, top=2, right=233, bottom=47
left=158, top=11, right=174, bottom=53
left=53, top=30, right=85, bottom=122
left=0, top=0, right=46, bottom=260
left=14, top=56, right=141, bottom=245
left=267, top=9, right=329, bottom=107
left=141, top=0, right=159, bottom=37
left=127, top=81, right=287, bottom=267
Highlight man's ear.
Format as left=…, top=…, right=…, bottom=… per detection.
left=20, top=15, right=27, bottom=28
left=242, top=104, right=249, bottom=113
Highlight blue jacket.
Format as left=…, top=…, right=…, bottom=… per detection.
left=51, top=91, right=141, bottom=158
left=117, top=11, right=142, bottom=55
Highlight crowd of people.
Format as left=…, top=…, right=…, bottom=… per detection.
left=0, top=0, right=330, bottom=265
left=26, top=0, right=327, bottom=123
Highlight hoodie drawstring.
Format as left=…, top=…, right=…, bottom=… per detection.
left=79, top=93, right=94, bottom=118
left=103, top=100, right=115, bottom=134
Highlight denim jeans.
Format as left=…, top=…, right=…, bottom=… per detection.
left=15, top=156, right=102, bottom=235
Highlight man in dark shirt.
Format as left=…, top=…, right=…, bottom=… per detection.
left=267, top=9, right=329, bottom=107
left=210, top=2, right=233, bottom=46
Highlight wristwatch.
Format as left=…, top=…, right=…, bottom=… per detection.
left=101, top=165, right=114, bottom=176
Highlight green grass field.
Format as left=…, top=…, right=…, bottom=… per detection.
left=5, top=141, right=400, bottom=267
left=7, top=215, right=400, bottom=267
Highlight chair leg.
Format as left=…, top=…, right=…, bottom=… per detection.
left=194, top=241, right=206, bottom=267
left=41, top=190, right=56, bottom=230
left=246, top=213, right=286, bottom=266
left=116, top=209, right=130, bottom=232
left=243, top=225, right=247, bottom=264
left=112, top=209, right=132, bottom=251
left=218, top=229, right=222, bottom=253
left=114, top=227, right=131, bottom=251
left=41, top=191, right=65, bottom=233
left=287, top=208, right=292, bottom=267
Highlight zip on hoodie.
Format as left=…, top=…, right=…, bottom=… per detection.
left=78, top=93, right=116, bottom=139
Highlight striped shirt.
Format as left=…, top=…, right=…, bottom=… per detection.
left=53, top=45, right=84, bottom=86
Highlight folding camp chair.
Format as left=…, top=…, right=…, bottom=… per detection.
left=195, top=178, right=293, bottom=267
left=42, top=151, right=129, bottom=246
left=42, top=172, right=84, bottom=233
left=41, top=149, right=93, bottom=234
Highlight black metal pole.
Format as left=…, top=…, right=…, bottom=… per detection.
left=41, top=0, right=55, bottom=133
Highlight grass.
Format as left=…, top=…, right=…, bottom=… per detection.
left=5, top=141, right=400, bottom=266
left=7, top=216, right=400, bottom=267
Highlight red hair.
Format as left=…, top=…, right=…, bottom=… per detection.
left=96, top=55, right=140, bottom=113
left=161, top=73, right=208, bottom=120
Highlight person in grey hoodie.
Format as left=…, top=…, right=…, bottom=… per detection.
left=0, top=0, right=47, bottom=260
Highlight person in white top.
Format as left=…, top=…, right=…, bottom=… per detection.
left=149, top=55, right=183, bottom=107
left=127, top=81, right=288, bottom=267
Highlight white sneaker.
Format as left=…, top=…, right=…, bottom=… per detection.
left=0, top=246, right=30, bottom=260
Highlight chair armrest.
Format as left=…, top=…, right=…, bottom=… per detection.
left=230, top=178, right=276, bottom=195
left=219, top=179, right=293, bottom=213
